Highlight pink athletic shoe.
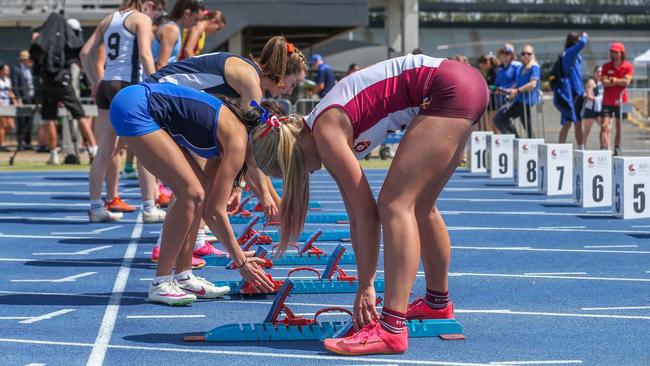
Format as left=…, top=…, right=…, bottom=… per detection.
left=193, top=242, right=228, bottom=257
left=151, top=244, right=206, bottom=269
left=323, top=320, right=408, bottom=356
left=406, top=298, right=454, bottom=320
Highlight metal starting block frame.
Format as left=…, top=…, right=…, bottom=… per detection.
left=236, top=216, right=273, bottom=245
left=212, top=245, right=383, bottom=295
left=185, top=280, right=464, bottom=342
left=262, top=212, right=349, bottom=225
left=273, top=230, right=356, bottom=266
left=264, top=229, right=351, bottom=242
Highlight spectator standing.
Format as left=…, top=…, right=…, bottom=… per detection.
left=478, top=53, right=501, bottom=132
left=493, top=44, right=541, bottom=138
left=309, top=54, right=335, bottom=98
left=12, top=50, right=35, bottom=150
left=555, top=32, right=588, bottom=149
left=30, top=12, right=96, bottom=164
left=153, top=0, right=203, bottom=70
left=0, top=64, right=19, bottom=151
left=582, top=66, right=605, bottom=148
left=494, top=44, right=522, bottom=109
left=178, top=9, right=225, bottom=60
left=601, top=42, right=633, bottom=155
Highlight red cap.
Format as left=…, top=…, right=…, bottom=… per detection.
left=610, top=42, right=625, bottom=53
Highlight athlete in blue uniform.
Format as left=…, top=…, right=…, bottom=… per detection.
left=110, top=82, right=275, bottom=306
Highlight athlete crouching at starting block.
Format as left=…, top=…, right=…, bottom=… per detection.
left=109, top=82, right=275, bottom=306
left=251, top=55, right=488, bottom=355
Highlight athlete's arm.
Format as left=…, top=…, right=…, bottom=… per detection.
left=313, top=112, right=381, bottom=329
left=131, top=13, right=156, bottom=76
left=80, top=15, right=110, bottom=87
left=204, top=110, right=274, bottom=292
left=182, top=21, right=206, bottom=59
left=154, top=23, right=179, bottom=70
left=225, top=59, right=280, bottom=219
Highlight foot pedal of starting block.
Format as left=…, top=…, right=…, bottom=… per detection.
left=213, top=245, right=382, bottom=295
left=272, top=230, right=356, bottom=266
left=188, top=280, right=352, bottom=342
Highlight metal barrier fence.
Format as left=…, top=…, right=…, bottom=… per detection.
left=620, top=88, right=650, bottom=155
left=479, top=90, right=546, bottom=139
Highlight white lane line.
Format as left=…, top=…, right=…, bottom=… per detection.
left=440, top=198, right=573, bottom=203
left=0, top=216, right=138, bottom=224
left=0, top=289, right=142, bottom=300
left=538, top=226, right=587, bottom=229
left=581, top=305, right=650, bottom=311
left=33, top=245, right=113, bottom=256
left=0, top=258, right=37, bottom=262
left=19, top=309, right=76, bottom=324
left=523, top=272, right=587, bottom=276
left=51, top=225, right=122, bottom=235
left=453, top=245, right=650, bottom=255
left=11, top=272, right=97, bottom=283
left=489, top=361, right=583, bottom=365
left=0, top=337, right=496, bottom=366
left=449, top=272, right=650, bottom=283
left=87, top=213, right=142, bottom=366
left=0, top=202, right=87, bottom=207
left=448, top=226, right=650, bottom=235
left=0, top=233, right=94, bottom=240
left=24, top=363, right=47, bottom=366
left=583, top=245, right=638, bottom=249
left=457, top=309, right=650, bottom=320
left=126, top=315, right=205, bottom=319
left=631, top=225, right=650, bottom=228
left=0, top=309, right=75, bottom=324
left=0, top=190, right=139, bottom=197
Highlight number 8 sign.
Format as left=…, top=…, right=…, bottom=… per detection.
left=613, top=157, right=650, bottom=219
left=514, top=138, right=544, bottom=187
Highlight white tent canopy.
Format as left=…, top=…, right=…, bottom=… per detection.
left=634, top=48, right=650, bottom=64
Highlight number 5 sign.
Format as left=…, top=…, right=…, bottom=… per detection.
left=613, top=157, right=650, bottom=219
left=574, top=150, right=612, bottom=208
left=468, top=131, right=492, bottom=173
left=538, top=144, right=573, bottom=196
left=487, top=134, right=514, bottom=178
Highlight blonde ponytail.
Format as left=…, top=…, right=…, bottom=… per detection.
left=251, top=114, right=308, bottom=255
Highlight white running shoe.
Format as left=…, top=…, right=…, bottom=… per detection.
left=47, top=154, right=60, bottom=165
left=176, top=273, right=230, bottom=299
left=88, top=208, right=123, bottom=223
left=148, top=280, right=196, bottom=306
left=143, top=207, right=166, bottom=223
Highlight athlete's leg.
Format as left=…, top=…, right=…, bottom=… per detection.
left=378, top=115, right=472, bottom=312
left=88, top=109, right=117, bottom=202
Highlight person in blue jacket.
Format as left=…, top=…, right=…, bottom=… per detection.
left=493, top=44, right=541, bottom=138
left=554, top=32, right=588, bottom=149
left=494, top=44, right=522, bottom=108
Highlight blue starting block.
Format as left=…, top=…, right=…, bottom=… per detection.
left=263, top=229, right=351, bottom=242
left=184, top=280, right=463, bottom=342
left=212, top=244, right=382, bottom=295
left=273, top=230, right=356, bottom=266
left=203, top=234, right=261, bottom=267
left=261, top=212, right=349, bottom=225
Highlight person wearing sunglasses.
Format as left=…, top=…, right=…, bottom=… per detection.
left=80, top=0, right=167, bottom=223
left=601, top=42, right=633, bottom=155
left=494, top=44, right=521, bottom=109
left=555, top=32, right=588, bottom=149
left=493, top=45, right=541, bottom=138
left=109, top=82, right=275, bottom=306
left=145, top=36, right=307, bottom=260
left=251, top=54, right=488, bottom=355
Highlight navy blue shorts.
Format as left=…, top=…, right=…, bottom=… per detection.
left=109, top=84, right=161, bottom=137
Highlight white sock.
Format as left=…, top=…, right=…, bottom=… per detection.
left=51, top=149, right=59, bottom=158
left=194, top=229, right=206, bottom=250
left=152, top=274, right=173, bottom=286
left=90, top=199, right=104, bottom=212
left=578, top=144, right=585, bottom=150
left=88, top=146, right=98, bottom=156
left=174, top=270, right=192, bottom=282
left=142, top=199, right=156, bottom=213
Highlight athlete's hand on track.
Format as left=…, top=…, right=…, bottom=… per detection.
left=353, top=285, right=379, bottom=331
left=237, top=257, right=275, bottom=293
left=226, top=188, right=242, bottom=214
left=262, top=194, right=278, bottom=222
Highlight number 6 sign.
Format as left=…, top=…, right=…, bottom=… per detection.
left=613, top=157, right=650, bottom=219
left=574, top=150, right=612, bottom=208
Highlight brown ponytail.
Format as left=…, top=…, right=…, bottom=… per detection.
left=259, top=36, right=307, bottom=84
